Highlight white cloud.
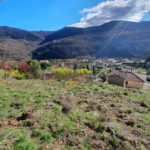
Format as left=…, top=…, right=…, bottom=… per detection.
left=69, top=0, right=148, bottom=28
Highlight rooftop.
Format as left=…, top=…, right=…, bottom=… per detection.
left=107, top=71, right=146, bottom=82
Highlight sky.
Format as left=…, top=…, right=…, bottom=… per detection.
left=0, top=0, right=150, bottom=31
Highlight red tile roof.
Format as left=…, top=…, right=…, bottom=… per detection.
left=40, top=60, right=49, bottom=63
left=4, top=61, right=28, bottom=67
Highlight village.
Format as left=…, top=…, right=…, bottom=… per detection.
left=0, top=56, right=150, bottom=90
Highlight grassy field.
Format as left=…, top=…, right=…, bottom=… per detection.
left=0, top=79, right=150, bottom=150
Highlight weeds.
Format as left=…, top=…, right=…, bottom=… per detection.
left=126, top=108, right=133, bottom=114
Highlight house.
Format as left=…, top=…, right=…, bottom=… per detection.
left=76, top=56, right=96, bottom=63
left=0, top=61, right=29, bottom=72
left=117, top=65, right=133, bottom=72
left=123, top=60, right=135, bottom=65
left=140, top=60, right=145, bottom=63
left=40, top=60, right=49, bottom=63
left=122, top=59, right=129, bottom=63
left=106, top=71, right=147, bottom=89
left=53, top=62, right=64, bottom=68
left=16, top=61, right=29, bottom=72
left=107, top=58, right=117, bottom=64
left=96, top=60, right=103, bottom=65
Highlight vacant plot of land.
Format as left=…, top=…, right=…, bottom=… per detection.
left=0, top=79, right=150, bottom=150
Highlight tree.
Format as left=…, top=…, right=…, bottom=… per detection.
left=118, top=57, right=123, bottom=63
left=146, top=62, right=150, bottom=70
left=146, top=55, right=150, bottom=63
left=73, top=63, right=77, bottom=71
left=40, top=62, right=51, bottom=70
left=12, top=63, right=18, bottom=70
left=93, top=65, right=96, bottom=75
left=87, top=64, right=89, bottom=70
left=147, top=68, right=150, bottom=75
left=133, top=62, right=138, bottom=68
left=0, top=44, right=11, bottom=79
left=27, top=60, right=41, bottom=79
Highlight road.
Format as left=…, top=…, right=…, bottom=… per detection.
left=143, top=83, right=150, bottom=90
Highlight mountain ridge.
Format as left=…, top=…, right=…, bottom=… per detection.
left=0, top=21, right=150, bottom=60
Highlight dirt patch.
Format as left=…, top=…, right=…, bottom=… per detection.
left=52, top=99, right=75, bottom=114
left=124, top=117, right=135, bottom=127
left=0, top=120, right=20, bottom=128
left=17, top=110, right=40, bottom=126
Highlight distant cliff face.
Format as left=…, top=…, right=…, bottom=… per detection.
left=1, top=21, right=150, bottom=61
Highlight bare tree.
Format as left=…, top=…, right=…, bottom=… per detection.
left=0, top=44, right=11, bottom=79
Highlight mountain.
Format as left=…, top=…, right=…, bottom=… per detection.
left=0, top=26, right=43, bottom=41
left=1, top=21, right=150, bottom=61
left=33, top=21, right=150, bottom=59
left=40, top=27, right=87, bottom=45
left=0, top=26, right=44, bottom=60
left=40, top=21, right=150, bottom=45
left=31, top=31, right=55, bottom=37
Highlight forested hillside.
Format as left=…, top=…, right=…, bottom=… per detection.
left=1, top=21, right=150, bottom=60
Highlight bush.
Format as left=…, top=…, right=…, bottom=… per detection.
left=76, top=68, right=92, bottom=74
left=0, top=69, right=26, bottom=79
left=11, top=70, right=26, bottom=79
left=52, top=68, right=92, bottom=79
left=52, top=68, right=73, bottom=79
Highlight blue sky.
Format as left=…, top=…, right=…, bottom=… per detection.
left=0, top=0, right=149, bottom=31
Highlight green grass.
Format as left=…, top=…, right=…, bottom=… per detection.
left=0, top=79, right=150, bottom=149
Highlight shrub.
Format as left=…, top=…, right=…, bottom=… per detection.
left=76, top=68, right=92, bottom=74
left=52, top=68, right=73, bottom=79
left=11, top=70, right=26, bottom=79
left=52, top=68, right=92, bottom=79
left=0, top=69, right=26, bottom=79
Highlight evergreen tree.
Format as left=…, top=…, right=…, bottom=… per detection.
left=93, top=65, right=96, bottom=75
left=74, top=63, right=77, bottom=71
left=87, top=64, right=89, bottom=70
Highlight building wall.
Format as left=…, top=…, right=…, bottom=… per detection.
left=107, top=75, right=125, bottom=87
left=19, top=66, right=28, bottom=72
left=125, top=80, right=144, bottom=89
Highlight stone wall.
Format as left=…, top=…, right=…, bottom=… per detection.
left=107, top=75, right=125, bottom=87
